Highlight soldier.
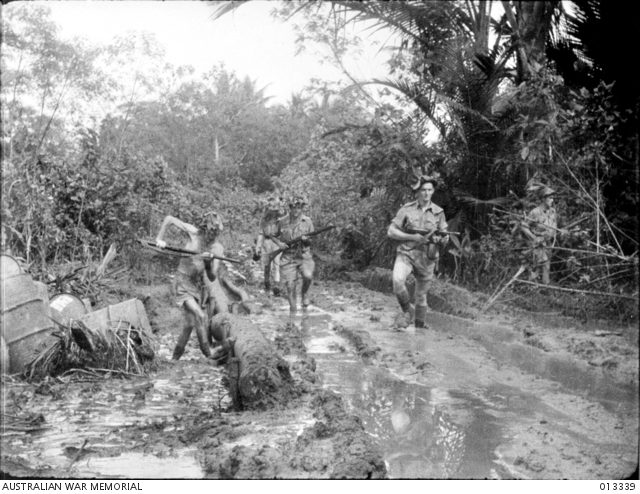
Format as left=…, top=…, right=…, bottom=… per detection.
left=520, top=186, right=559, bottom=285
left=254, top=195, right=285, bottom=296
left=272, top=194, right=315, bottom=324
left=155, top=211, right=224, bottom=360
left=387, top=176, right=449, bottom=329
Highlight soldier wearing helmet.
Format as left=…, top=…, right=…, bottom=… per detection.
left=271, top=194, right=315, bottom=325
left=254, top=195, right=286, bottom=296
left=520, top=186, right=559, bottom=285
left=387, top=175, right=449, bottom=330
left=155, top=211, right=225, bottom=360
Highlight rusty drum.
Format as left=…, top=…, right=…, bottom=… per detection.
left=1, top=270, right=55, bottom=374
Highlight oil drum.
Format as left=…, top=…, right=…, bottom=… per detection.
left=0, top=254, right=22, bottom=278
left=0, top=271, right=55, bottom=374
left=49, top=293, right=89, bottom=326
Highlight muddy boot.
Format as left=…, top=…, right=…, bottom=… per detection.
left=300, top=317, right=310, bottom=332
left=272, top=285, right=281, bottom=297
left=209, top=346, right=229, bottom=366
left=414, top=319, right=429, bottom=330
left=392, top=305, right=414, bottom=329
left=264, top=280, right=271, bottom=293
left=414, top=305, right=428, bottom=330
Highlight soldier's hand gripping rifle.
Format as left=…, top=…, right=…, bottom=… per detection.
left=404, top=227, right=459, bottom=258
left=268, top=225, right=336, bottom=263
left=405, top=227, right=459, bottom=241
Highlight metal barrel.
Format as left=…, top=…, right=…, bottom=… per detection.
left=1, top=271, right=55, bottom=374
left=49, top=293, right=89, bottom=326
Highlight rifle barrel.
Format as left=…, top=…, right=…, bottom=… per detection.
left=138, top=239, right=242, bottom=263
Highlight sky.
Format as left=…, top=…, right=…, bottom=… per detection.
left=43, top=0, right=396, bottom=105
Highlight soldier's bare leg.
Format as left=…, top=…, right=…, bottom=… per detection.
left=414, top=279, right=429, bottom=328
left=263, top=259, right=272, bottom=291
left=414, top=263, right=434, bottom=329
left=172, top=321, right=193, bottom=360
left=301, top=256, right=315, bottom=308
left=392, top=254, right=415, bottom=327
left=541, top=255, right=551, bottom=285
left=182, top=298, right=211, bottom=358
left=286, top=280, right=297, bottom=323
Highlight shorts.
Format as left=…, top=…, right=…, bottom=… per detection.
left=393, top=251, right=435, bottom=282
left=174, top=274, right=202, bottom=308
left=280, top=252, right=314, bottom=283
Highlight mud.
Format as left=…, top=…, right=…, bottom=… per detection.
left=1, top=265, right=638, bottom=479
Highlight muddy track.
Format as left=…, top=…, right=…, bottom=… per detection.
left=1, top=270, right=638, bottom=479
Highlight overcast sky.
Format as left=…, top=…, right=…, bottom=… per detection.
left=43, top=0, right=395, bottom=105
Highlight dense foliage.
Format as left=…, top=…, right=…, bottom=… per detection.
left=2, top=2, right=637, bottom=320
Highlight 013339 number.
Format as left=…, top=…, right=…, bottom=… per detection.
left=600, top=483, right=636, bottom=490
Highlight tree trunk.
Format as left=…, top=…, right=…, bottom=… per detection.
left=209, top=313, right=297, bottom=410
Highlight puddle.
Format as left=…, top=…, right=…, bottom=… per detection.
left=69, top=451, right=201, bottom=479
left=301, top=312, right=510, bottom=478
left=0, top=361, right=226, bottom=478
left=299, top=306, right=638, bottom=479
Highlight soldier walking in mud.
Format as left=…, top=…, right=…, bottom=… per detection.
left=155, top=211, right=225, bottom=360
left=387, top=176, right=449, bottom=329
left=254, top=195, right=285, bottom=297
left=271, top=194, right=315, bottom=325
left=520, top=186, right=560, bottom=285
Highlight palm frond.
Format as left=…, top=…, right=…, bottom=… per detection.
left=208, top=1, right=251, bottom=21
left=453, top=188, right=510, bottom=207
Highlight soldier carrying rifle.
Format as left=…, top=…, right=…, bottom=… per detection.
left=519, top=185, right=567, bottom=285
left=154, top=211, right=226, bottom=361
left=387, top=175, right=450, bottom=330
left=270, top=194, right=316, bottom=325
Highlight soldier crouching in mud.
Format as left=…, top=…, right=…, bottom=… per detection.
left=387, top=175, right=449, bottom=330
left=155, top=211, right=226, bottom=360
left=254, top=195, right=285, bottom=297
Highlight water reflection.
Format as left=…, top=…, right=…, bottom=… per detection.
left=311, top=347, right=503, bottom=479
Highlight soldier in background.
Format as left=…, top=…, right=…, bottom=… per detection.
left=272, top=195, right=315, bottom=325
left=520, top=186, right=560, bottom=285
left=254, top=195, right=285, bottom=297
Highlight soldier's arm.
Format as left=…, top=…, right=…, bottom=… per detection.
left=156, top=215, right=198, bottom=248
left=388, top=222, right=424, bottom=243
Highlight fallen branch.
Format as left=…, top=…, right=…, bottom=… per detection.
left=481, top=265, right=525, bottom=313
left=513, top=279, right=637, bottom=300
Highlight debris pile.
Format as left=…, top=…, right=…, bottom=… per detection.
left=24, top=318, right=156, bottom=380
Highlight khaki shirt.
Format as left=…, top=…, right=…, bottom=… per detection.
left=276, top=214, right=314, bottom=258
left=525, top=205, right=557, bottom=243
left=391, top=200, right=448, bottom=260
left=260, top=212, right=282, bottom=253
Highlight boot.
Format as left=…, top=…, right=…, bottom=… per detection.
left=393, top=304, right=414, bottom=329
left=414, top=319, right=429, bottom=330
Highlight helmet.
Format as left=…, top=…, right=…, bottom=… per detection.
left=288, top=194, right=308, bottom=208
left=202, top=211, right=223, bottom=232
left=540, top=186, right=555, bottom=198
left=411, top=174, right=439, bottom=191
left=264, top=195, right=283, bottom=212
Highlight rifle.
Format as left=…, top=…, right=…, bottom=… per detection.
left=405, top=227, right=459, bottom=238
left=268, top=225, right=336, bottom=262
left=137, top=239, right=242, bottom=264
left=404, top=228, right=458, bottom=258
